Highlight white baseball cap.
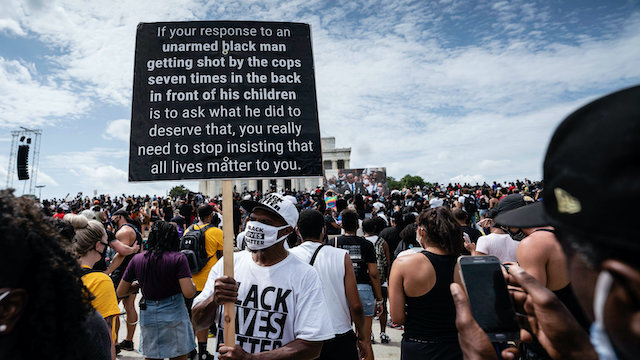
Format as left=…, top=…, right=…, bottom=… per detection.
left=240, top=192, right=299, bottom=228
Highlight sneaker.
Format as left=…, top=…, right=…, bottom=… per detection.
left=380, top=332, right=390, bottom=344
left=115, top=344, right=121, bottom=355
left=188, top=349, right=198, bottom=360
left=119, top=339, right=134, bottom=351
left=370, top=333, right=376, bottom=344
left=199, top=351, right=214, bottom=360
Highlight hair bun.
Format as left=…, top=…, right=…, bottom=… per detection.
left=64, top=214, right=88, bottom=230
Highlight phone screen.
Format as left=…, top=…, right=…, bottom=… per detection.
left=460, top=257, right=519, bottom=340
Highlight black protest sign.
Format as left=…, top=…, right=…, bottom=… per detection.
left=129, top=21, right=322, bottom=181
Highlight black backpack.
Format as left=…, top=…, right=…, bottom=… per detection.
left=180, top=223, right=214, bottom=274
left=464, top=195, right=477, bottom=215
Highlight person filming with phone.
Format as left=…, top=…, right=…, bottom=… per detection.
left=389, top=207, right=465, bottom=360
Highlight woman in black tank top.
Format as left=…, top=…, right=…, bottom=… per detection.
left=389, top=207, right=465, bottom=360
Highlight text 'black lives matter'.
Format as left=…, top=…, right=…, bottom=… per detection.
left=129, top=21, right=322, bottom=181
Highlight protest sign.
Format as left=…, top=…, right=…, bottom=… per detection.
left=129, top=21, right=322, bottom=181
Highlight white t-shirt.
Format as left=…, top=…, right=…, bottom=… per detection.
left=364, top=235, right=378, bottom=246
left=193, top=250, right=333, bottom=357
left=429, top=198, right=443, bottom=208
left=475, top=233, right=519, bottom=263
left=289, top=242, right=352, bottom=335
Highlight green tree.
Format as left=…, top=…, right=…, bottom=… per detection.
left=400, top=174, right=426, bottom=189
left=169, top=185, right=191, bottom=198
left=387, top=176, right=400, bottom=190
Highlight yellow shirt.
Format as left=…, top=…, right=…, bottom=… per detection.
left=186, top=223, right=224, bottom=291
left=81, top=266, right=120, bottom=341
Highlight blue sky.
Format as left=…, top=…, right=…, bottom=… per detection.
left=1, top=0, right=639, bottom=199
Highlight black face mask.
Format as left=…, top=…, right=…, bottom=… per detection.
left=96, top=243, right=108, bottom=262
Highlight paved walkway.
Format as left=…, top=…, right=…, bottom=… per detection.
left=115, top=298, right=402, bottom=359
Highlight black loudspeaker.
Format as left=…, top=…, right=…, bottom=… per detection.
left=17, top=145, right=29, bottom=180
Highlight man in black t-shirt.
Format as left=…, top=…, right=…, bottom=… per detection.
left=178, top=198, right=194, bottom=226
left=452, top=208, right=482, bottom=244
left=335, top=209, right=382, bottom=360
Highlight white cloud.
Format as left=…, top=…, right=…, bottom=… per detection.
left=0, top=57, right=89, bottom=128
left=103, top=119, right=130, bottom=142
left=0, top=19, right=26, bottom=36
left=1, top=1, right=638, bottom=196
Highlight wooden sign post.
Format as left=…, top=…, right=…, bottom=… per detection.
left=129, top=21, right=322, bottom=352
left=221, top=179, right=235, bottom=346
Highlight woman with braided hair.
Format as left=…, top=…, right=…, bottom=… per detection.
left=388, top=206, right=465, bottom=360
left=116, top=220, right=197, bottom=360
left=0, top=190, right=111, bottom=360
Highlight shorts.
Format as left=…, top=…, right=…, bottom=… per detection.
left=357, top=284, right=375, bottom=316
left=317, top=330, right=359, bottom=360
left=139, top=294, right=196, bottom=358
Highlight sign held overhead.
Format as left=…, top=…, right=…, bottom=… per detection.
left=129, top=21, right=322, bottom=181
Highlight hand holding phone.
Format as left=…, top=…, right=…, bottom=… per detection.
left=457, top=255, right=520, bottom=342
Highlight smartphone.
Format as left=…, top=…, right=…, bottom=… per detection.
left=457, top=255, right=520, bottom=342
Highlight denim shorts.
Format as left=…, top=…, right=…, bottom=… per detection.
left=357, top=284, right=375, bottom=316
left=139, top=293, right=196, bottom=358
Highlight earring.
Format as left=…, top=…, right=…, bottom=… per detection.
left=0, top=324, right=7, bottom=332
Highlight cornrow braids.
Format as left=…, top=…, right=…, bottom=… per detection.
left=145, top=220, right=181, bottom=259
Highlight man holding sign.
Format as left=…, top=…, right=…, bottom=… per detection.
left=191, top=193, right=333, bottom=359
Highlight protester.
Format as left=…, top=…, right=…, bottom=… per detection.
left=65, top=214, right=121, bottom=360
left=290, top=209, right=367, bottom=359
left=393, top=213, right=420, bottom=258
left=116, top=221, right=197, bottom=360
left=324, top=207, right=341, bottom=237
left=363, top=218, right=392, bottom=344
left=452, top=208, right=482, bottom=244
left=0, top=190, right=111, bottom=360
left=336, top=209, right=383, bottom=359
left=192, top=192, right=333, bottom=359
left=183, top=204, right=224, bottom=360
left=389, top=207, right=465, bottom=360
left=106, top=209, right=143, bottom=352
left=470, top=194, right=527, bottom=263
left=452, top=85, right=640, bottom=360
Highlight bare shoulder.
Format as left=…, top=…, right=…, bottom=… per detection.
left=522, top=230, right=559, bottom=249
left=118, top=225, right=135, bottom=235
left=393, top=252, right=430, bottom=273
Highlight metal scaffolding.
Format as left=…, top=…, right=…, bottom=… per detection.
left=5, top=127, right=42, bottom=195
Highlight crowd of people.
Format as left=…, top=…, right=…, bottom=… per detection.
left=1, top=85, right=639, bottom=360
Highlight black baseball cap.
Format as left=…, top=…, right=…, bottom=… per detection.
left=487, top=194, right=527, bottom=220
left=495, top=85, right=640, bottom=250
